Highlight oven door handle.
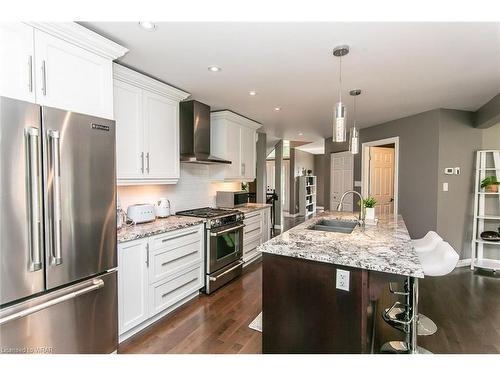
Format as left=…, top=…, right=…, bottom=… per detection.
left=210, top=224, right=245, bottom=236
left=209, top=261, right=244, bottom=281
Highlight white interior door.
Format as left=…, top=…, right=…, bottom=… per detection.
left=266, top=160, right=275, bottom=192
left=369, top=147, right=395, bottom=215
left=330, top=152, right=354, bottom=211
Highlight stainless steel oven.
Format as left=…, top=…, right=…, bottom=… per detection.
left=176, top=207, right=245, bottom=294
left=207, top=222, right=244, bottom=274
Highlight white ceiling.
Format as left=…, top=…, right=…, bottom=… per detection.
left=82, top=22, right=500, bottom=142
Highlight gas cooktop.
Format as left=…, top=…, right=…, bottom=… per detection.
left=176, top=207, right=238, bottom=219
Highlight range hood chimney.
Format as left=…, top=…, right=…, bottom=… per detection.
left=179, top=100, right=231, bottom=164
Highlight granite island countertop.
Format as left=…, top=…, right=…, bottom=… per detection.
left=117, top=216, right=205, bottom=244
left=258, top=211, right=423, bottom=278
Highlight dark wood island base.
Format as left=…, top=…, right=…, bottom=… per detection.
left=262, top=253, right=400, bottom=354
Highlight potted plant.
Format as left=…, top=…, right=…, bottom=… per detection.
left=481, top=176, right=500, bottom=193
left=363, top=197, right=377, bottom=221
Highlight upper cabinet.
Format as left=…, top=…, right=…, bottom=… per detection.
left=210, top=111, right=261, bottom=182
left=113, top=64, right=190, bottom=185
left=0, top=22, right=128, bottom=119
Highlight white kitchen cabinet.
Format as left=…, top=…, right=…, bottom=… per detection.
left=0, top=22, right=127, bottom=118
left=114, top=64, right=190, bottom=185
left=242, top=207, right=271, bottom=266
left=34, top=29, right=114, bottom=119
left=210, top=110, right=261, bottom=182
left=113, top=80, right=144, bottom=180
left=118, top=224, right=204, bottom=342
left=0, top=23, right=36, bottom=103
left=118, top=238, right=150, bottom=335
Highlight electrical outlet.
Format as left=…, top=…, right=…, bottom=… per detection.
left=454, top=167, right=461, bottom=175
left=336, top=269, right=350, bottom=291
left=443, top=182, right=449, bottom=192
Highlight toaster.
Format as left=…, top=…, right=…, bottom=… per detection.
left=127, top=204, right=156, bottom=224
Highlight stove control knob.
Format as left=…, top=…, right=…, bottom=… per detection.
left=214, top=219, right=222, bottom=227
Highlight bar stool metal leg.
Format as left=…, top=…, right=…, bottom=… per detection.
left=381, top=277, right=432, bottom=354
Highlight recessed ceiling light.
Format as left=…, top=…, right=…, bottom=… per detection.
left=274, top=107, right=281, bottom=111
left=208, top=66, right=221, bottom=72
left=138, top=22, right=156, bottom=31
left=249, top=91, right=257, bottom=96
left=298, top=132, right=303, bottom=136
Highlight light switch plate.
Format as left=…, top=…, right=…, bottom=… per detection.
left=444, top=168, right=454, bottom=175
left=336, top=269, right=350, bottom=291
left=454, top=167, right=461, bottom=175
left=443, top=182, right=449, bottom=192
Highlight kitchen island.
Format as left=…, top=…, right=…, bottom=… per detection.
left=258, top=211, right=423, bottom=354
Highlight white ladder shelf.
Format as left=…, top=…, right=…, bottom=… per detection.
left=471, top=150, right=500, bottom=272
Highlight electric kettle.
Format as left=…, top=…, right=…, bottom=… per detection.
left=155, top=198, right=171, bottom=218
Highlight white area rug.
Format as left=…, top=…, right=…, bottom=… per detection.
left=248, top=312, right=262, bottom=332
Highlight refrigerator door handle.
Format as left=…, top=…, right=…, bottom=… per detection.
left=26, top=127, right=43, bottom=272
left=48, top=129, right=62, bottom=265
left=0, top=278, right=105, bottom=326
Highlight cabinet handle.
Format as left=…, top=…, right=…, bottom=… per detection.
left=41, top=60, right=47, bottom=96
left=140, top=152, right=144, bottom=174
left=146, top=243, right=150, bottom=267
left=28, top=56, right=33, bottom=93
left=146, top=152, right=150, bottom=174
left=241, top=163, right=246, bottom=175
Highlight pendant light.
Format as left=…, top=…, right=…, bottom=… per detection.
left=332, top=45, right=349, bottom=142
left=349, top=89, right=361, bottom=154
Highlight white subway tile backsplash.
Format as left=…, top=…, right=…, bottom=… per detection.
left=118, top=164, right=241, bottom=213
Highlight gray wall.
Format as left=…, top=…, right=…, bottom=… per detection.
left=289, top=148, right=315, bottom=215
left=474, top=93, right=500, bottom=129
left=437, top=110, right=483, bottom=259
left=255, top=132, right=267, bottom=203
left=482, top=122, right=500, bottom=149
left=274, top=140, right=283, bottom=227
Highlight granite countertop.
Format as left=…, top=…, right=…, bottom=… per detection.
left=236, top=203, right=272, bottom=215
left=117, top=216, right=205, bottom=244
left=258, top=211, right=424, bottom=278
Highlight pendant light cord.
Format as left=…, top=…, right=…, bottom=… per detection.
left=338, top=56, right=342, bottom=102
left=353, top=93, right=356, bottom=128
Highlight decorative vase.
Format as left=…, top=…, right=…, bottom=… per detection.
left=365, top=207, right=375, bottom=221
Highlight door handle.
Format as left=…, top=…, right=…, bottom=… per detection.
left=26, top=127, right=42, bottom=272
left=210, top=224, right=245, bottom=236
left=0, top=278, right=104, bottom=326
left=48, top=129, right=62, bottom=265
left=28, top=56, right=33, bottom=93
left=209, top=261, right=244, bottom=281
left=41, top=60, right=47, bottom=96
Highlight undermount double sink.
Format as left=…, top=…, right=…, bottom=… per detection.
left=309, top=219, right=358, bottom=234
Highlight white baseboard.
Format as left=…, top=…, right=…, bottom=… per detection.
left=274, top=224, right=282, bottom=230
left=316, top=206, right=325, bottom=211
left=456, top=258, right=471, bottom=267
left=283, top=212, right=300, bottom=218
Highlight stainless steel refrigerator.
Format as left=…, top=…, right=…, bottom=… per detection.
left=0, top=96, right=117, bottom=354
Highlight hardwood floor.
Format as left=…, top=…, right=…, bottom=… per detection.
left=119, top=263, right=500, bottom=354
left=118, top=259, right=263, bottom=354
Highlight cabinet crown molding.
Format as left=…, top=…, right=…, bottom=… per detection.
left=211, top=110, right=262, bottom=130
left=113, top=63, right=190, bottom=101
left=26, top=22, right=129, bottom=60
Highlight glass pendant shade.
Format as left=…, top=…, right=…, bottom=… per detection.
left=350, top=126, right=359, bottom=154
left=334, top=102, right=346, bottom=142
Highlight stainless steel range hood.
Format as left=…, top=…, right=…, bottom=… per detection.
left=180, top=100, right=231, bottom=164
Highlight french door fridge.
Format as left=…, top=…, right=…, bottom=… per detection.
left=0, top=96, right=117, bottom=353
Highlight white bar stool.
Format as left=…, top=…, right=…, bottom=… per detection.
left=384, top=231, right=443, bottom=336
left=381, top=240, right=459, bottom=354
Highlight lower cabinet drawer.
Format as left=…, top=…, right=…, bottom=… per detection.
left=243, top=235, right=262, bottom=260
left=149, top=264, right=203, bottom=316
left=149, top=237, right=203, bottom=284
